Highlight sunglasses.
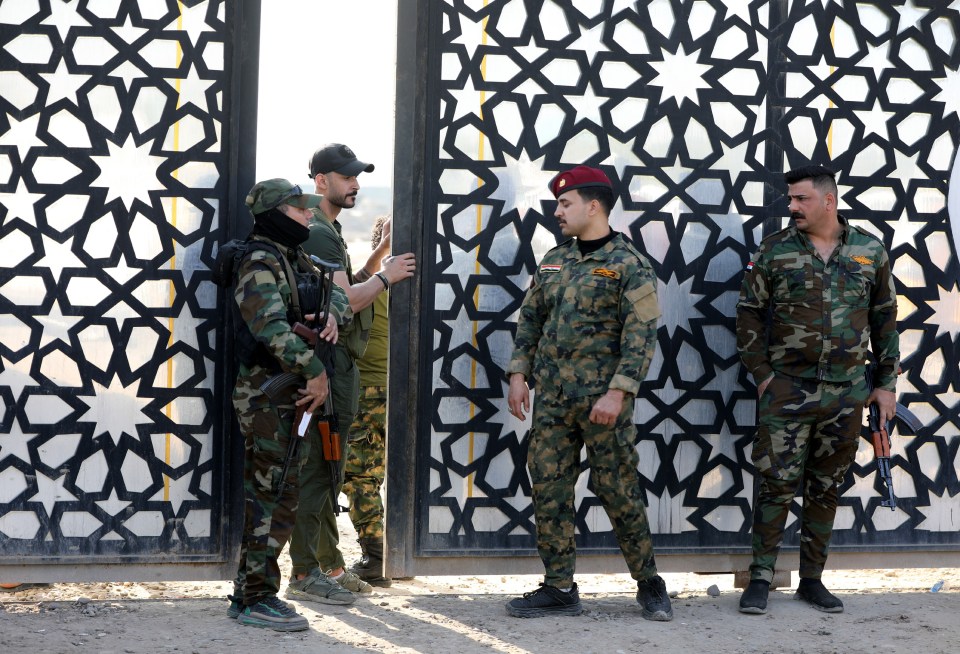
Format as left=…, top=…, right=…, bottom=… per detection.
left=271, top=184, right=303, bottom=209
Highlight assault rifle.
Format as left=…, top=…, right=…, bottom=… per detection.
left=259, top=257, right=341, bottom=502
left=864, top=367, right=923, bottom=511
left=260, top=372, right=312, bottom=501
left=308, top=255, right=343, bottom=515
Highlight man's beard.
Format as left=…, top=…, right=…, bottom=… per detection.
left=330, top=193, right=358, bottom=209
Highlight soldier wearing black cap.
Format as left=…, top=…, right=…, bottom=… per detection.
left=504, top=165, right=673, bottom=621
left=286, top=144, right=416, bottom=604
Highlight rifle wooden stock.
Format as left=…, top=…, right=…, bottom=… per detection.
left=292, top=322, right=319, bottom=347
left=318, top=419, right=341, bottom=461
left=867, top=402, right=896, bottom=510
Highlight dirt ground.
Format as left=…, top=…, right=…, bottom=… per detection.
left=3, top=514, right=958, bottom=654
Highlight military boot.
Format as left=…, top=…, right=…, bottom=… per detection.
left=349, top=537, right=393, bottom=587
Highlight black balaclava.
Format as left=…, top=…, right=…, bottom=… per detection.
left=251, top=207, right=310, bottom=248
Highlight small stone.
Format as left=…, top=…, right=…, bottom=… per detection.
left=77, top=597, right=91, bottom=605
left=706, top=584, right=721, bottom=597
left=668, top=590, right=679, bottom=598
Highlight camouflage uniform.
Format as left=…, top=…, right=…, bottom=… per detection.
left=506, top=233, right=662, bottom=589
left=342, top=291, right=389, bottom=540
left=289, top=208, right=374, bottom=576
left=232, top=236, right=350, bottom=605
left=736, top=216, right=899, bottom=583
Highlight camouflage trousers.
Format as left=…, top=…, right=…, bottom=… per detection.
left=232, top=405, right=306, bottom=605
left=528, top=387, right=657, bottom=589
left=342, top=386, right=386, bottom=540
left=749, top=374, right=869, bottom=583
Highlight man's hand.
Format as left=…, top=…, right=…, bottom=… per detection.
left=381, top=252, right=416, bottom=285
left=867, top=388, right=896, bottom=424
left=304, top=313, right=339, bottom=343
left=378, top=217, right=392, bottom=251
left=757, top=374, right=774, bottom=398
left=296, top=371, right=328, bottom=414
left=589, top=389, right=626, bottom=426
left=507, top=373, right=530, bottom=421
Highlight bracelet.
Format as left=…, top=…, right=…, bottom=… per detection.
left=374, top=272, right=390, bottom=290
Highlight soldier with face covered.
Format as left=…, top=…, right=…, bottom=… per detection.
left=736, top=165, right=899, bottom=615
left=504, top=165, right=673, bottom=621
left=228, top=179, right=350, bottom=631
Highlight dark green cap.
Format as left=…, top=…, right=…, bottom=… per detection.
left=245, top=178, right=322, bottom=215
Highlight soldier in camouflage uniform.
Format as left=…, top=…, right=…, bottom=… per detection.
left=736, top=165, right=899, bottom=614
left=342, top=216, right=393, bottom=587
left=505, top=165, right=673, bottom=621
left=287, top=145, right=415, bottom=604
left=229, top=178, right=351, bottom=631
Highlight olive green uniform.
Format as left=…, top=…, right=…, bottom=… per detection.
left=736, top=216, right=899, bottom=582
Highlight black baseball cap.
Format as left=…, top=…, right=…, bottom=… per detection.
left=308, top=143, right=375, bottom=178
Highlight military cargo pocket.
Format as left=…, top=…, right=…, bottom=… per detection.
left=772, top=267, right=811, bottom=303
left=839, top=266, right=870, bottom=307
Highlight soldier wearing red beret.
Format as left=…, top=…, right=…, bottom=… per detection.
left=505, top=165, right=673, bottom=621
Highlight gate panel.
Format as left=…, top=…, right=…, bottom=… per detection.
left=0, top=0, right=257, bottom=579
left=389, top=0, right=960, bottom=575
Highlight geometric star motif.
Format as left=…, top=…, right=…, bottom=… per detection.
left=568, top=22, right=608, bottom=67
left=165, top=0, right=214, bottom=47
left=566, top=83, right=606, bottom=127
left=37, top=299, right=83, bottom=349
left=76, top=374, right=154, bottom=445
left=487, top=148, right=554, bottom=219
left=452, top=10, right=499, bottom=62
left=601, top=133, right=644, bottom=180
left=916, top=489, right=960, bottom=531
left=853, top=100, right=896, bottom=140
left=151, top=471, right=198, bottom=514
left=649, top=45, right=711, bottom=107
left=887, top=210, right=924, bottom=250
left=95, top=488, right=131, bottom=516
left=0, top=177, right=44, bottom=226
left=166, top=63, right=214, bottom=111
left=449, top=73, right=495, bottom=122
left=0, top=352, right=39, bottom=401
left=35, top=233, right=85, bottom=282
left=38, top=59, right=91, bottom=106
left=40, top=0, right=90, bottom=41
left=658, top=272, right=705, bottom=337
left=932, top=68, right=960, bottom=119
left=0, top=423, right=36, bottom=464
left=28, top=470, right=79, bottom=517
left=89, top=135, right=166, bottom=210
left=894, top=0, right=930, bottom=35
left=700, top=422, right=742, bottom=464
left=926, top=283, right=960, bottom=341
left=0, top=112, right=46, bottom=161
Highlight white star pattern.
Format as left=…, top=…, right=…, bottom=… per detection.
left=37, top=299, right=83, bottom=348
left=39, top=0, right=89, bottom=41
left=487, top=149, right=554, bottom=219
left=925, top=284, right=960, bottom=341
left=0, top=112, right=46, bottom=161
left=77, top=374, right=154, bottom=445
left=39, top=59, right=91, bottom=106
left=0, top=353, right=39, bottom=400
left=90, top=135, right=166, bottom=210
left=29, top=471, right=79, bottom=516
left=0, top=177, right=44, bottom=226
left=649, top=45, right=712, bottom=107
left=932, top=68, right=960, bottom=119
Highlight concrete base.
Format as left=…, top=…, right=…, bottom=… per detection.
left=733, top=569, right=792, bottom=590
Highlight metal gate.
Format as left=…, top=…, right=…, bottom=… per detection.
left=386, top=0, right=960, bottom=577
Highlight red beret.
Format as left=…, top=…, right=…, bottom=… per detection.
left=548, top=165, right=612, bottom=198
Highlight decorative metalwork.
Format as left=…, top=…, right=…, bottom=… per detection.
left=416, top=0, right=960, bottom=555
left=0, top=0, right=233, bottom=560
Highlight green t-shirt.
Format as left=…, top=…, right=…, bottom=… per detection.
left=357, top=291, right=388, bottom=387
left=304, top=209, right=373, bottom=361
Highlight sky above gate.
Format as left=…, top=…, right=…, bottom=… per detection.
left=256, top=1, right=398, bottom=190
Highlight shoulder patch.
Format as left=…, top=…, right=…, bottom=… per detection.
left=540, top=264, right=562, bottom=273
left=746, top=261, right=755, bottom=271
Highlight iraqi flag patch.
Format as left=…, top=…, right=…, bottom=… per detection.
left=540, top=264, right=562, bottom=273
left=745, top=261, right=755, bottom=271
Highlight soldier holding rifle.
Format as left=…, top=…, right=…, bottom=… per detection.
left=228, top=179, right=350, bottom=631
left=736, top=165, right=900, bottom=614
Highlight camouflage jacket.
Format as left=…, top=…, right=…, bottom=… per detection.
left=736, top=216, right=899, bottom=391
left=506, top=233, right=661, bottom=397
left=232, top=236, right=351, bottom=411
left=304, top=208, right=374, bottom=361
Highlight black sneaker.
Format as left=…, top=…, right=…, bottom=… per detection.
left=738, top=580, right=769, bottom=614
left=237, top=596, right=309, bottom=631
left=226, top=595, right=243, bottom=619
left=506, top=583, right=583, bottom=618
left=795, top=578, right=843, bottom=613
left=636, top=575, right=673, bottom=621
